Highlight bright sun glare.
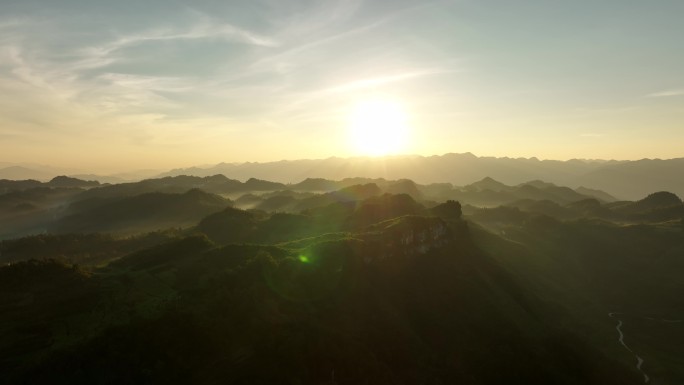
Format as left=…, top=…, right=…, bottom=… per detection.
left=349, top=98, right=410, bottom=156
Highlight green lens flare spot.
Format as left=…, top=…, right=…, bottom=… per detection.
left=298, top=255, right=310, bottom=263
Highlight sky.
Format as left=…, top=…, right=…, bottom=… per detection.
left=1, top=0, right=683, bottom=172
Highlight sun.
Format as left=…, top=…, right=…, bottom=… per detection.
left=348, top=98, right=410, bottom=156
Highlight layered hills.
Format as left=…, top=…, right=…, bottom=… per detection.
left=157, top=154, right=684, bottom=200
left=4, top=172, right=683, bottom=241
left=0, top=172, right=682, bottom=384
left=4, top=153, right=684, bottom=199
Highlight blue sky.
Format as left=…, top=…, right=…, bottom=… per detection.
left=1, top=0, right=683, bottom=171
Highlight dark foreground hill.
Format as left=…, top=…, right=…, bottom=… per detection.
left=469, top=216, right=684, bottom=383
left=0, top=215, right=640, bottom=384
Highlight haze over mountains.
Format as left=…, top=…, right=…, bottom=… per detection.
left=2, top=167, right=682, bottom=383
left=3, top=171, right=683, bottom=242
left=160, top=154, right=684, bottom=201
left=2, top=152, right=684, bottom=384
left=4, top=153, right=683, bottom=200
left=0, top=164, right=162, bottom=185
left=2, top=156, right=683, bottom=384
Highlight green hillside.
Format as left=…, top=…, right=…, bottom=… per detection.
left=0, top=213, right=641, bottom=384
left=1, top=177, right=681, bottom=384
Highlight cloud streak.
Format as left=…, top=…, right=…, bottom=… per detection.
left=326, top=69, right=456, bottom=94
left=101, top=22, right=278, bottom=52
left=646, top=89, right=684, bottom=98
left=78, top=17, right=278, bottom=71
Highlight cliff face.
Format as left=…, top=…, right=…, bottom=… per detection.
left=358, top=216, right=455, bottom=264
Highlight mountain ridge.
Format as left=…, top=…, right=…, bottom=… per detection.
left=4, top=153, right=683, bottom=199
left=156, top=153, right=683, bottom=200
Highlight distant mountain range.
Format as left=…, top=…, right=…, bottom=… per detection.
left=159, top=154, right=684, bottom=200
left=3, top=153, right=684, bottom=199
left=4, top=170, right=682, bottom=241
left=0, top=166, right=58, bottom=181
left=0, top=164, right=161, bottom=184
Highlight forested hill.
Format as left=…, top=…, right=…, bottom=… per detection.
left=0, top=207, right=642, bottom=384
left=1, top=173, right=682, bottom=383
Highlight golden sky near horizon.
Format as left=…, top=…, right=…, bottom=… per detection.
left=1, top=0, right=683, bottom=173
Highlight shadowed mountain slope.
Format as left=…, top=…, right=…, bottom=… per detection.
left=1, top=214, right=641, bottom=384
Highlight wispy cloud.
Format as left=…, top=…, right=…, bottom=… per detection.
left=97, top=73, right=194, bottom=93
left=249, top=18, right=387, bottom=71
left=646, top=89, right=684, bottom=98
left=0, top=9, right=282, bottom=116
left=102, top=22, right=277, bottom=51
left=0, top=18, right=26, bottom=29
left=0, top=1, right=466, bottom=163
left=78, top=17, right=278, bottom=71
left=326, top=69, right=456, bottom=93
left=261, top=0, right=365, bottom=38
